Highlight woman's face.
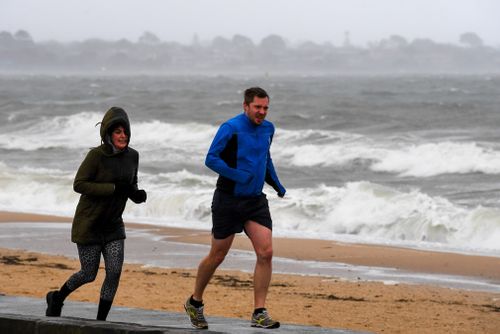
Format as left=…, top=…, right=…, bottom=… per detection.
left=111, top=125, right=128, bottom=150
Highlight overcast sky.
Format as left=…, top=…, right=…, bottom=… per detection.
left=1, top=0, right=499, bottom=46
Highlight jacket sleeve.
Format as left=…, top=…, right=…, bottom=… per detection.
left=73, top=149, right=115, bottom=196
left=265, top=135, right=286, bottom=196
left=205, top=123, right=252, bottom=184
left=129, top=151, right=139, bottom=193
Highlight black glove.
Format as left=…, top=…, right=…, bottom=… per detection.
left=277, top=191, right=285, bottom=198
left=129, top=189, right=147, bottom=203
left=114, top=182, right=134, bottom=195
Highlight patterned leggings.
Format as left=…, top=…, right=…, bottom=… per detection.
left=65, top=239, right=124, bottom=301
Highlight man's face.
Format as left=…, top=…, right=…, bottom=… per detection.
left=243, top=96, right=269, bottom=125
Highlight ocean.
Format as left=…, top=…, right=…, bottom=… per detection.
left=1, top=73, right=500, bottom=257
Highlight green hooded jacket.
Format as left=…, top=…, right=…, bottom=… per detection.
left=71, top=107, right=139, bottom=245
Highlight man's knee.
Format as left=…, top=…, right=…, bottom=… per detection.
left=210, top=249, right=229, bottom=265
left=256, top=247, right=273, bottom=262
left=207, top=235, right=234, bottom=266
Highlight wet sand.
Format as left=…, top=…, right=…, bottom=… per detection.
left=1, top=211, right=500, bottom=333
left=2, top=210, right=499, bottom=281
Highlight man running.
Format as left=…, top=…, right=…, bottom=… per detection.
left=185, top=87, right=286, bottom=329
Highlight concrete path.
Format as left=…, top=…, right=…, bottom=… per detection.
left=0, top=295, right=371, bottom=334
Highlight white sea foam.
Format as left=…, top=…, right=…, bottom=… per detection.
left=370, top=141, right=500, bottom=177
left=0, top=112, right=103, bottom=150
left=273, top=129, right=500, bottom=177
left=0, top=112, right=217, bottom=152
left=1, top=162, right=499, bottom=256
left=133, top=121, right=216, bottom=150
left=124, top=170, right=215, bottom=227
left=0, top=162, right=78, bottom=216
left=269, top=182, right=500, bottom=255
left=3, top=112, right=500, bottom=178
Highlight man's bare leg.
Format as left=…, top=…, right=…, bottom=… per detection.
left=193, top=234, right=235, bottom=301
left=245, top=221, right=273, bottom=308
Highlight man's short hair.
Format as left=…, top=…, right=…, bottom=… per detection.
left=244, top=87, right=269, bottom=105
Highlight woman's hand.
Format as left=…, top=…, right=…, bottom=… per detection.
left=129, top=189, right=147, bottom=203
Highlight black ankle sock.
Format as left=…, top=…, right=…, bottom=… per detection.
left=97, top=298, right=113, bottom=321
left=190, top=295, right=203, bottom=308
left=57, top=283, right=72, bottom=302
left=254, top=307, right=266, bottom=315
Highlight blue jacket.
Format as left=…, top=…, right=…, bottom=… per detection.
left=205, top=113, right=286, bottom=197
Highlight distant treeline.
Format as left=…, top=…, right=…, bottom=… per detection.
left=1, top=30, right=499, bottom=74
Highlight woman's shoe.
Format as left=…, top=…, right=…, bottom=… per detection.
left=45, top=291, right=63, bottom=317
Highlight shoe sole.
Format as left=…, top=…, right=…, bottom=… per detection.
left=251, top=322, right=281, bottom=329
left=45, top=292, right=50, bottom=316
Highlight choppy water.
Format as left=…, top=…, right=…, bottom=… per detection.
left=1, top=74, right=500, bottom=256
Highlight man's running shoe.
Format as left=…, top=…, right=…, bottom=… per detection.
left=184, top=297, right=208, bottom=329
left=251, top=309, right=280, bottom=329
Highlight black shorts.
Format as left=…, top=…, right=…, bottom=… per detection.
left=211, top=189, right=272, bottom=239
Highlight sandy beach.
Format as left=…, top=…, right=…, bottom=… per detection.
left=1, top=211, right=500, bottom=333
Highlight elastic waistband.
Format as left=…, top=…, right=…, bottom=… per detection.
left=215, top=188, right=264, bottom=200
